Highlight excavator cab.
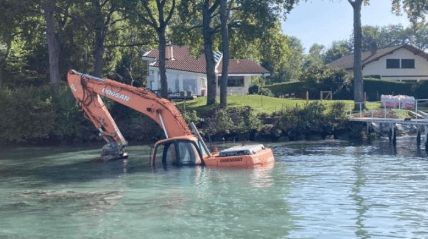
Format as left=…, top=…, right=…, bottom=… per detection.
left=151, top=137, right=206, bottom=168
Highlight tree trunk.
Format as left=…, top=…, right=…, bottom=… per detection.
left=94, top=30, right=105, bottom=77
left=93, top=1, right=105, bottom=77
left=203, top=1, right=217, bottom=105
left=0, top=40, right=11, bottom=89
left=219, top=0, right=229, bottom=108
left=43, top=1, right=61, bottom=93
left=0, top=68, right=3, bottom=89
left=351, top=0, right=364, bottom=110
left=158, top=28, right=169, bottom=99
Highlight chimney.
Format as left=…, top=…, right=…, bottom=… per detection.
left=166, top=45, right=174, bottom=60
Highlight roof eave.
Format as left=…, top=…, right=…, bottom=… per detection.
left=142, top=56, right=157, bottom=62
left=219, top=73, right=270, bottom=76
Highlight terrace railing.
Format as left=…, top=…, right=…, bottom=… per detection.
left=349, top=99, right=428, bottom=123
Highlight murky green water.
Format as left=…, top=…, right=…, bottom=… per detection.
left=1, top=138, right=428, bottom=238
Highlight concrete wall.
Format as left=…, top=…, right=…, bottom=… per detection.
left=363, top=48, right=428, bottom=81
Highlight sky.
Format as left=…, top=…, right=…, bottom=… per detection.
left=281, top=0, right=411, bottom=52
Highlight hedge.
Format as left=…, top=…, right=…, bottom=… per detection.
left=264, top=78, right=424, bottom=101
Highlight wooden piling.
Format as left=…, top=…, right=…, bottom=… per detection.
left=389, top=127, right=392, bottom=143
left=392, top=125, right=397, bottom=146
left=425, top=133, right=428, bottom=152
left=417, top=127, right=421, bottom=147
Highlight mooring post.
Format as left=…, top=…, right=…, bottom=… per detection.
left=392, top=124, right=397, bottom=146
left=367, top=122, right=374, bottom=143
left=388, top=124, right=392, bottom=143
left=417, top=126, right=421, bottom=147
left=425, top=125, right=428, bottom=152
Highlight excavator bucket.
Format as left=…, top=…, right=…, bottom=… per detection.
left=101, top=143, right=128, bottom=161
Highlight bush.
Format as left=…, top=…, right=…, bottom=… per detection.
left=182, top=110, right=203, bottom=125
left=259, top=88, right=274, bottom=96
left=270, top=101, right=348, bottom=139
left=54, top=85, right=99, bottom=144
left=0, top=84, right=103, bottom=145
left=248, top=84, right=260, bottom=94
left=412, top=81, right=428, bottom=99
left=203, top=106, right=261, bottom=138
left=0, top=86, right=56, bottom=143
left=264, top=81, right=305, bottom=97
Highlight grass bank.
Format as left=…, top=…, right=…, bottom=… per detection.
left=173, top=96, right=358, bottom=142
left=175, top=95, right=356, bottom=115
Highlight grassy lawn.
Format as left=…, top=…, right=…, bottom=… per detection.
left=175, top=95, right=356, bottom=115
left=174, top=95, right=423, bottom=119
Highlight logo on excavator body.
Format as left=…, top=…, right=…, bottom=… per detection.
left=102, top=88, right=130, bottom=101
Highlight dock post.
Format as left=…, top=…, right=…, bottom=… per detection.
left=425, top=126, right=428, bottom=152
left=367, top=122, right=375, bottom=143
left=417, top=127, right=421, bottom=147
left=388, top=124, right=392, bottom=143
left=392, top=124, right=397, bottom=146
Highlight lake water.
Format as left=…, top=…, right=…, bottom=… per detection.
left=1, top=138, right=428, bottom=238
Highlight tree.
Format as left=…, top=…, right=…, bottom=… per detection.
left=219, top=0, right=229, bottom=108
left=348, top=0, right=365, bottom=109
left=134, top=0, right=176, bottom=99
left=0, top=0, right=24, bottom=88
left=42, top=0, right=62, bottom=93
left=281, top=36, right=304, bottom=82
left=323, top=40, right=352, bottom=64
left=259, top=25, right=295, bottom=83
left=176, top=0, right=299, bottom=105
left=408, top=24, right=428, bottom=50
left=392, top=0, right=428, bottom=23
left=202, top=0, right=221, bottom=105
left=79, top=0, right=127, bottom=77
left=303, top=43, right=325, bottom=68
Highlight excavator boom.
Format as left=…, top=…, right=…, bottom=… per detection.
left=67, top=70, right=192, bottom=160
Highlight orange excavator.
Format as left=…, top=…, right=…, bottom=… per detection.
left=67, top=70, right=274, bottom=167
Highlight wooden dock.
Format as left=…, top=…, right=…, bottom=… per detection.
left=349, top=104, right=428, bottom=148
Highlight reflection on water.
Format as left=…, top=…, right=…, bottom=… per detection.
left=1, top=138, right=428, bottom=238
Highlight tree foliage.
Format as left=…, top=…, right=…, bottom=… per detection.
left=173, top=0, right=299, bottom=105
left=392, top=0, right=428, bottom=23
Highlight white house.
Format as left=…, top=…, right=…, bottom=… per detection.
left=142, top=45, right=270, bottom=96
left=329, top=45, right=428, bottom=82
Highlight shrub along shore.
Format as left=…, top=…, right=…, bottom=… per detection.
left=0, top=86, right=364, bottom=146
left=176, top=96, right=353, bottom=142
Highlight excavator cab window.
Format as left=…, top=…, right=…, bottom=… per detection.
left=153, top=144, right=164, bottom=169
left=152, top=140, right=202, bottom=168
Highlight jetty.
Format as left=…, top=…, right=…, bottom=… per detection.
left=349, top=99, right=428, bottom=148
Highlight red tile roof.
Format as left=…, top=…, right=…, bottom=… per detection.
left=218, top=59, right=270, bottom=75
left=144, top=45, right=269, bottom=75
left=329, top=45, right=428, bottom=70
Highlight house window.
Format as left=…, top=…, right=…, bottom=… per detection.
left=401, top=59, right=415, bottom=68
left=227, top=77, right=244, bottom=87
left=386, top=59, right=400, bottom=68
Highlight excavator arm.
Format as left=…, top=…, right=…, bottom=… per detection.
left=67, top=69, right=193, bottom=160
left=67, top=69, right=274, bottom=167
